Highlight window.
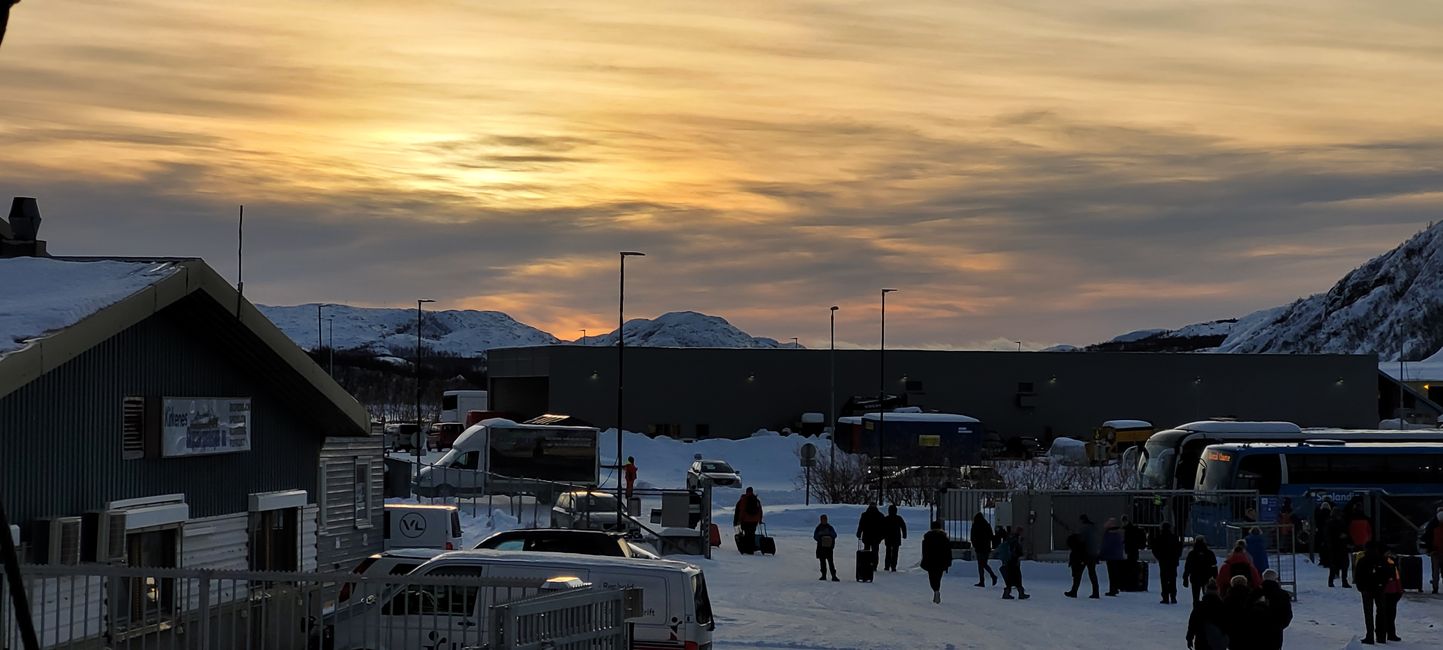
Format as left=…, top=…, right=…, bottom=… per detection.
left=122, top=397, right=146, bottom=459
left=442, top=394, right=458, bottom=410
left=1234, top=453, right=1281, bottom=494
left=452, top=451, right=480, bottom=470
left=384, top=566, right=483, bottom=617
left=121, top=528, right=179, bottom=626
left=492, top=539, right=525, bottom=551
left=353, top=461, right=372, bottom=527
left=693, top=574, right=714, bottom=630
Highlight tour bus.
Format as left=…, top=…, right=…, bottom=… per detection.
left=1138, top=420, right=1443, bottom=490
left=1191, top=441, right=1443, bottom=547
left=329, top=550, right=714, bottom=650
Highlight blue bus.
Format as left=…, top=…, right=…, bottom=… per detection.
left=1192, top=441, right=1443, bottom=548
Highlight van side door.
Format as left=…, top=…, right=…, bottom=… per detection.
left=379, top=564, right=485, bottom=650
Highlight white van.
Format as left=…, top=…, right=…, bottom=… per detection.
left=383, top=504, right=462, bottom=551
left=414, top=419, right=599, bottom=498
left=331, top=549, right=714, bottom=650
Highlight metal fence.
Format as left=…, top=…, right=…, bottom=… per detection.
left=1, top=564, right=633, bottom=650
left=1226, top=523, right=1298, bottom=601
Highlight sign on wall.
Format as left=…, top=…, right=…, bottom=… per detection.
left=161, top=397, right=252, bottom=457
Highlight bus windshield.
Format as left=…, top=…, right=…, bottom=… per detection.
left=1141, top=448, right=1175, bottom=489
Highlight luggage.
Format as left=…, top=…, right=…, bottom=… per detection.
left=856, top=541, right=878, bottom=583
left=1129, top=560, right=1150, bottom=592
left=756, top=524, right=776, bottom=556
left=735, top=529, right=756, bottom=555
left=709, top=523, right=722, bottom=548
left=950, top=539, right=974, bottom=563
left=1398, top=555, right=1424, bottom=592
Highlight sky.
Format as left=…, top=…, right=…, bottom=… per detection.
left=3, top=0, right=1443, bottom=350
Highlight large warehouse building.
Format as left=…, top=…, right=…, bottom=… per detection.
left=488, top=346, right=1382, bottom=440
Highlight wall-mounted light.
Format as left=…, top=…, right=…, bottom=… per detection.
left=900, top=375, right=909, bottom=384
left=1336, top=377, right=1345, bottom=386
left=747, top=373, right=756, bottom=383
left=590, top=370, right=599, bottom=380
left=1193, top=377, right=1202, bottom=385
left=1048, top=375, right=1058, bottom=384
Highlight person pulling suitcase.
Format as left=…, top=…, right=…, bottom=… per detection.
left=815, top=514, right=840, bottom=581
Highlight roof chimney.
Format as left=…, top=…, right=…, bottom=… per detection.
left=1, top=197, right=49, bottom=258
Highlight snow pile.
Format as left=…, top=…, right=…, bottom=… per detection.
left=0, top=257, right=180, bottom=357
left=1380, top=345, right=1443, bottom=382
left=577, top=311, right=788, bottom=348
left=259, top=303, right=560, bottom=356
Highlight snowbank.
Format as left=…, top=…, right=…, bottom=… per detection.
left=0, top=258, right=180, bottom=357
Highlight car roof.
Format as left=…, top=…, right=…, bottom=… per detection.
left=425, top=549, right=699, bottom=574
left=480, top=528, right=624, bottom=542
left=376, top=548, right=448, bottom=560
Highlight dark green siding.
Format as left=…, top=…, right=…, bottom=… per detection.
left=1, top=299, right=323, bottom=527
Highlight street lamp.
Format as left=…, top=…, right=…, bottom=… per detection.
left=791, top=337, right=800, bottom=349
left=617, top=252, right=645, bottom=510
left=878, top=288, right=897, bottom=502
left=328, top=316, right=335, bottom=377
left=1014, top=340, right=1023, bottom=352
left=415, top=298, right=435, bottom=487
left=829, top=306, right=839, bottom=472
left=580, top=329, right=588, bottom=345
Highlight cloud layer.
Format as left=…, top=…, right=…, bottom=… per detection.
left=3, top=0, right=1442, bottom=348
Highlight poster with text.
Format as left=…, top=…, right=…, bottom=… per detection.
left=161, top=397, right=252, bottom=457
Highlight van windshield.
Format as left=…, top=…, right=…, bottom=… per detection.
left=693, top=573, right=713, bottom=627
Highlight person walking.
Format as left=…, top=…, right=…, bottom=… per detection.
left=1151, top=521, right=1183, bottom=604
left=881, top=504, right=907, bottom=572
left=1218, top=541, right=1262, bottom=590
left=1378, top=550, right=1403, bottom=643
left=1327, top=507, right=1352, bottom=588
left=1186, top=579, right=1228, bottom=650
left=997, top=528, right=1029, bottom=600
left=1184, top=536, right=1219, bottom=604
left=1256, top=569, right=1294, bottom=650
left=1065, top=514, right=1101, bottom=599
left=623, top=456, right=638, bottom=500
left=733, top=487, right=764, bottom=547
left=1245, top=527, right=1269, bottom=574
left=920, top=520, right=953, bottom=604
left=814, top=514, right=840, bottom=582
left=1101, top=517, right=1127, bottom=596
left=856, top=503, right=885, bottom=555
left=1220, top=574, right=1254, bottom=644
left=1122, top=515, right=1147, bottom=588
left=1346, top=496, right=1374, bottom=549
left=1354, top=540, right=1388, bottom=645
left=1422, top=506, right=1443, bottom=594
left=970, top=512, right=998, bottom=587
left=1312, top=497, right=1334, bottom=566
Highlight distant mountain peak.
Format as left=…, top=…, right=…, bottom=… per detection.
left=576, top=310, right=790, bottom=349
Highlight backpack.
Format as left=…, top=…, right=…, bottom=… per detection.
left=745, top=496, right=760, bottom=516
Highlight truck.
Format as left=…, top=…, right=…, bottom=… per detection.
left=413, top=419, right=599, bottom=499
left=439, top=389, right=488, bottom=424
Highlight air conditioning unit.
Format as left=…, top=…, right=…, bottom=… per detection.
left=33, top=517, right=83, bottom=565
left=82, top=511, right=128, bottom=564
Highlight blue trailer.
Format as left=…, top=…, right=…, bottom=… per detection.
left=856, top=412, right=984, bottom=466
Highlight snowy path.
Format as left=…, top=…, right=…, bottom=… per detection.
left=696, top=505, right=1442, bottom=650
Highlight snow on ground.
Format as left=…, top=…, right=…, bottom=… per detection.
left=0, top=257, right=181, bottom=356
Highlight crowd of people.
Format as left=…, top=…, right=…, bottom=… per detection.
left=752, top=495, right=1439, bottom=646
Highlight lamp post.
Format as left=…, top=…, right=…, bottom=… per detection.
left=829, top=306, right=839, bottom=473
left=415, top=298, right=435, bottom=486
left=328, top=316, right=335, bottom=377
left=878, top=288, right=897, bottom=502
left=791, top=337, right=799, bottom=349
left=580, top=329, right=587, bottom=345
left=617, top=252, right=645, bottom=510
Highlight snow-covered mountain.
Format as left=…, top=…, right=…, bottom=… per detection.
left=259, top=304, right=560, bottom=357
left=1088, top=220, right=1443, bottom=360
left=573, top=311, right=790, bottom=349
left=258, top=305, right=786, bottom=357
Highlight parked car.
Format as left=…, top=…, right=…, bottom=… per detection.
left=957, top=465, right=1006, bottom=490
left=383, top=504, right=462, bottom=551
left=551, top=490, right=631, bottom=531
left=474, top=528, right=658, bottom=559
left=687, top=458, right=742, bottom=489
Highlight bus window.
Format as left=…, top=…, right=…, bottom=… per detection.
left=1141, top=449, right=1175, bottom=489
left=1235, top=453, right=1281, bottom=494
left=1197, top=453, right=1229, bottom=491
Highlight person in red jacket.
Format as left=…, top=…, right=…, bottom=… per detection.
left=1216, top=541, right=1262, bottom=590
left=623, top=456, right=638, bottom=500
left=734, top=487, right=764, bottom=543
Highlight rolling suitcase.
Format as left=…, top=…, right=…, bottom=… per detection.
left=1130, top=560, right=1150, bottom=592
left=756, top=523, right=777, bottom=556
left=709, top=523, right=722, bottom=548
left=856, top=541, right=877, bottom=582
left=735, top=528, right=757, bottom=555
left=1398, top=555, right=1423, bottom=592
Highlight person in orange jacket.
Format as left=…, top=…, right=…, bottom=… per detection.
left=623, top=456, right=638, bottom=500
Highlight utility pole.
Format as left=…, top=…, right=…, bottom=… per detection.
left=878, top=288, right=897, bottom=502
left=617, top=252, right=645, bottom=514
left=415, top=299, right=435, bottom=486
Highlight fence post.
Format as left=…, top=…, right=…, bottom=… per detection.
left=0, top=503, right=40, bottom=650
left=195, top=570, right=211, bottom=650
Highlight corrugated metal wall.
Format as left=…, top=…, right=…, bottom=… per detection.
left=0, top=296, right=325, bottom=527
left=316, top=437, right=383, bottom=570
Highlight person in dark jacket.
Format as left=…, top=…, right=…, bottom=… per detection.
left=856, top=504, right=885, bottom=554
left=1255, top=569, right=1294, bottom=650
left=1354, top=540, right=1388, bottom=644
left=1151, top=521, right=1184, bottom=604
left=970, top=513, right=998, bottom=587
left=1101, top=517, right=1127, bottom=596
left=996, top=527, right=1029, bottom=600
left=1327, top=507, right=1351, bottom=588
left=1122, top=515, right=1146, bottom=587
left=920, top=520, right=953, bottom=604
left=1186, top=579, right=1227, bottom=650
left=1184, top=536, right=1219, bottom=604
left=1220, top=575, right=1254, bottom=646
left=1065, top=514, right=1101, bottom=599
left=881, top=504, right=908, bottom=572
left=1312, top=498, right=1334, bottom=566
left=814, top=514, right=840, bottom=582
left=1378, top=550, right=1403, bottom=643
